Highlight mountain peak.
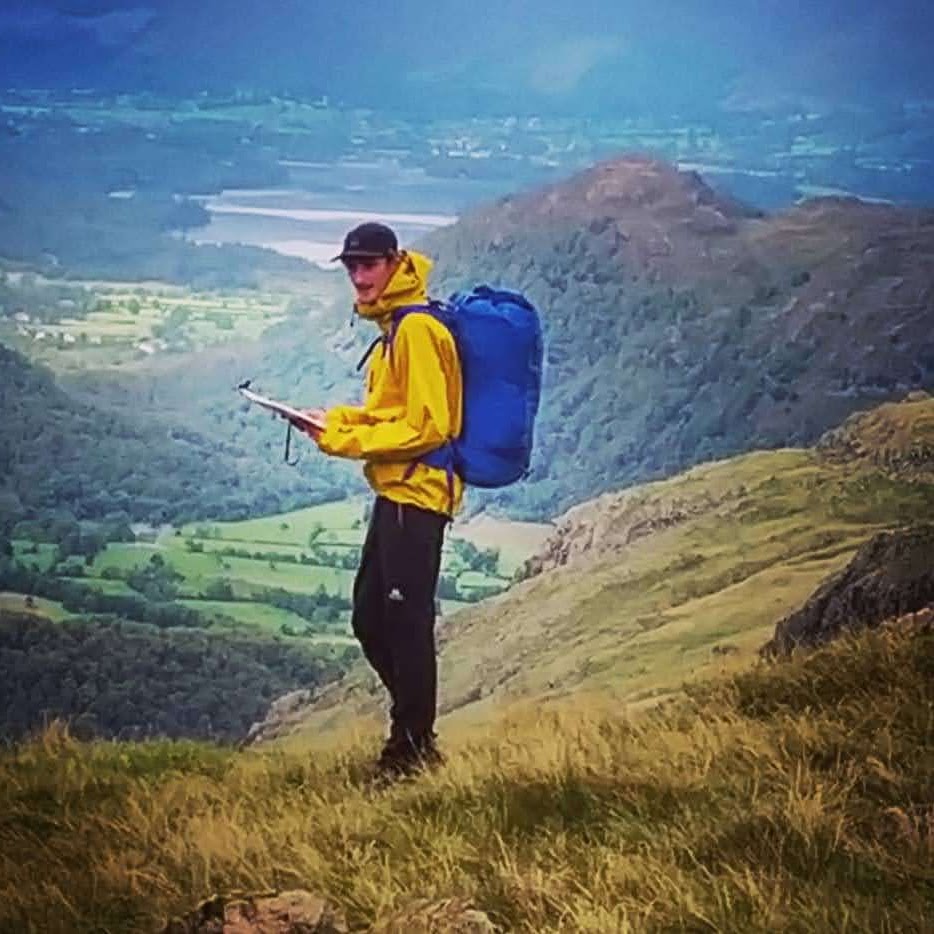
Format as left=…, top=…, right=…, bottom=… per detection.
left=475, top=153, right=761, bottom=232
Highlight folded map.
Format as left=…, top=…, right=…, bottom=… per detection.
left=238, top=386, right=326, bottom=431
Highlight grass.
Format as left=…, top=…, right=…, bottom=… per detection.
left=4, top=281, right=291, bottom=371
left=89, top=544, right=355, bottom=595
left=176, top=599, right=356, bottom=644
left=180, top=499, right=366, bottom=547
left=0, top=618, right=930, bottom=933
left=61, top=576, right=137, bottom=596
left=0, top=592, right=73, bottom=622
left=179, top=498, right=550, bottom=583
left=18, top=498, right=540, bottom=637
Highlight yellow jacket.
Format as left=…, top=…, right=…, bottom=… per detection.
left=317, top=250, right=464, bottom=516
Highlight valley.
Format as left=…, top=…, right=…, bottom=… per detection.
left=0, top=76, right=932, bottom=934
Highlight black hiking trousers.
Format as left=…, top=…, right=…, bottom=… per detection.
left=352, top=495, right=448, bottom=753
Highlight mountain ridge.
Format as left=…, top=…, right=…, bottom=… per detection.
left=3, top=2, right=932, bottom=113
left=421, top=153, right=934, bottom=518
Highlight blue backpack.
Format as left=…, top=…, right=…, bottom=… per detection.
left=360, top=285, right=543, bottom=499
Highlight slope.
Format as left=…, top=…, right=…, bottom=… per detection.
left=1, top=610, right=931, bottom=932
left=0, top=340, right=356, bottom=527
left=275, top=394, right=934, bottom=744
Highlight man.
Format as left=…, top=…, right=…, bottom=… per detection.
left=300, top=221, right=463, bottom=779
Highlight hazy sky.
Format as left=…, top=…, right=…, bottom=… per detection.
left=1, top=1, right=932, bottom=113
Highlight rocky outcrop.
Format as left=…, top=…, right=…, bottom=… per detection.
left=163, top=891, right=497, bottom=934
left=816, top=392, right=934, bottom=476
left=241, top=688, right=313, bottom=748
left=520, top=483, right=732, bottom=578
left=764, top=524, right=934, bottom=655
left=372, top=897, right=499, bottom=933
left=162, top=890, right=347, bottom=933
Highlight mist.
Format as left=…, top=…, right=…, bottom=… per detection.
left=2, top=0, right=933, bottom=115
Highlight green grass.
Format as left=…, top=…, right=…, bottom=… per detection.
left=176, top=599, right=355, bottom=644
left=0, top=592, right=73, bottom=622
left=88, top=543, right=165, bottom=573
left=199, top=556, right=354, bottom=595
left=181, top=499, right=367, bottom=547
left=7, top=280, right=291, bottom=370
left=1, top=619, right=930, bottom=933
left=297, top=426, right=934, bottom=742
left=88, top=544, right=355, bottom=597
left=60, top=576, right=137, bottom=596
left=16, top=498, right=538, bottom=646
left=179, top=498, right=551, bottom=583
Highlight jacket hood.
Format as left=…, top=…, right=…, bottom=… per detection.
left=355, top=250, right=433, bottom=330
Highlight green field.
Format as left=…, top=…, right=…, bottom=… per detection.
left=0, top=592, right=73, bottom=622
left=181, top=498, right=366, bottom=547
left=181, top=496, right=545, bottom=583
left=60, top=577, right=136, bottom=596
left=0, top=280, right=294, bottom=370
left=14, top=495, right=541, bottom=646
left=176, top=599, right=355, bottom=643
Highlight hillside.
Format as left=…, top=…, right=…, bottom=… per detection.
left=260, top=394, right=934, bottom=745
left=0, top=332, right=362, bottom=527
left=0, top=343, right=245, bottom=525
left=1, top=613, right=931, bottom=932
left=423, top=155, right=934, bottom=518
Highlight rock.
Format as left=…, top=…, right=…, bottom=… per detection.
left=763, top=524, right=934, bottom=656
left=162, top=890, right=347, bottom=934
left=519, top=485, right=726, bottom=578
left=242, top=688, right=313, bottom=747
left=371, top=897, right=499, bottom=933
left=162, top=892, right=499, bottom=933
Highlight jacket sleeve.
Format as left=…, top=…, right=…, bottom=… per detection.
left=317, top=317, right=458, bottom=461
left=325, top=404, right=377, bottom=427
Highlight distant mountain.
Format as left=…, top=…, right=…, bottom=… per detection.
left=422, top=155, right=934, bottom=518
left=1, top=1, right=932, bottom=113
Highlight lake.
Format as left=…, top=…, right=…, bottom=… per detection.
left=189, top=159, right=517, bottom=266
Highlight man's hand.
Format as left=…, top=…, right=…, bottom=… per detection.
left=291, top=408, right=327, bottom=441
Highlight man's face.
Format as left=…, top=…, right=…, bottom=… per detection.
left=343, top=255, right=398, bottom=304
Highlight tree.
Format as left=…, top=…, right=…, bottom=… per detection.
left=204, top=578, right=234, bottom=601
left=307, top=523, right=325, bottom=548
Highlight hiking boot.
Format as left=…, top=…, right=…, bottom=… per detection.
left=369, top=736, right=445, bottom=787
left=414, top=742, right=445, bottom=771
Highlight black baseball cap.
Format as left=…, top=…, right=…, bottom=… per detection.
left=332, top=222, right=399, bottom=262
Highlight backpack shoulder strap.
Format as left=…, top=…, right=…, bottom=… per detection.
left=354, top=304, right=434, bottom=373
left=355, top=336, right=382, bottom=372
left=385, top=302, right=447, bottom=367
